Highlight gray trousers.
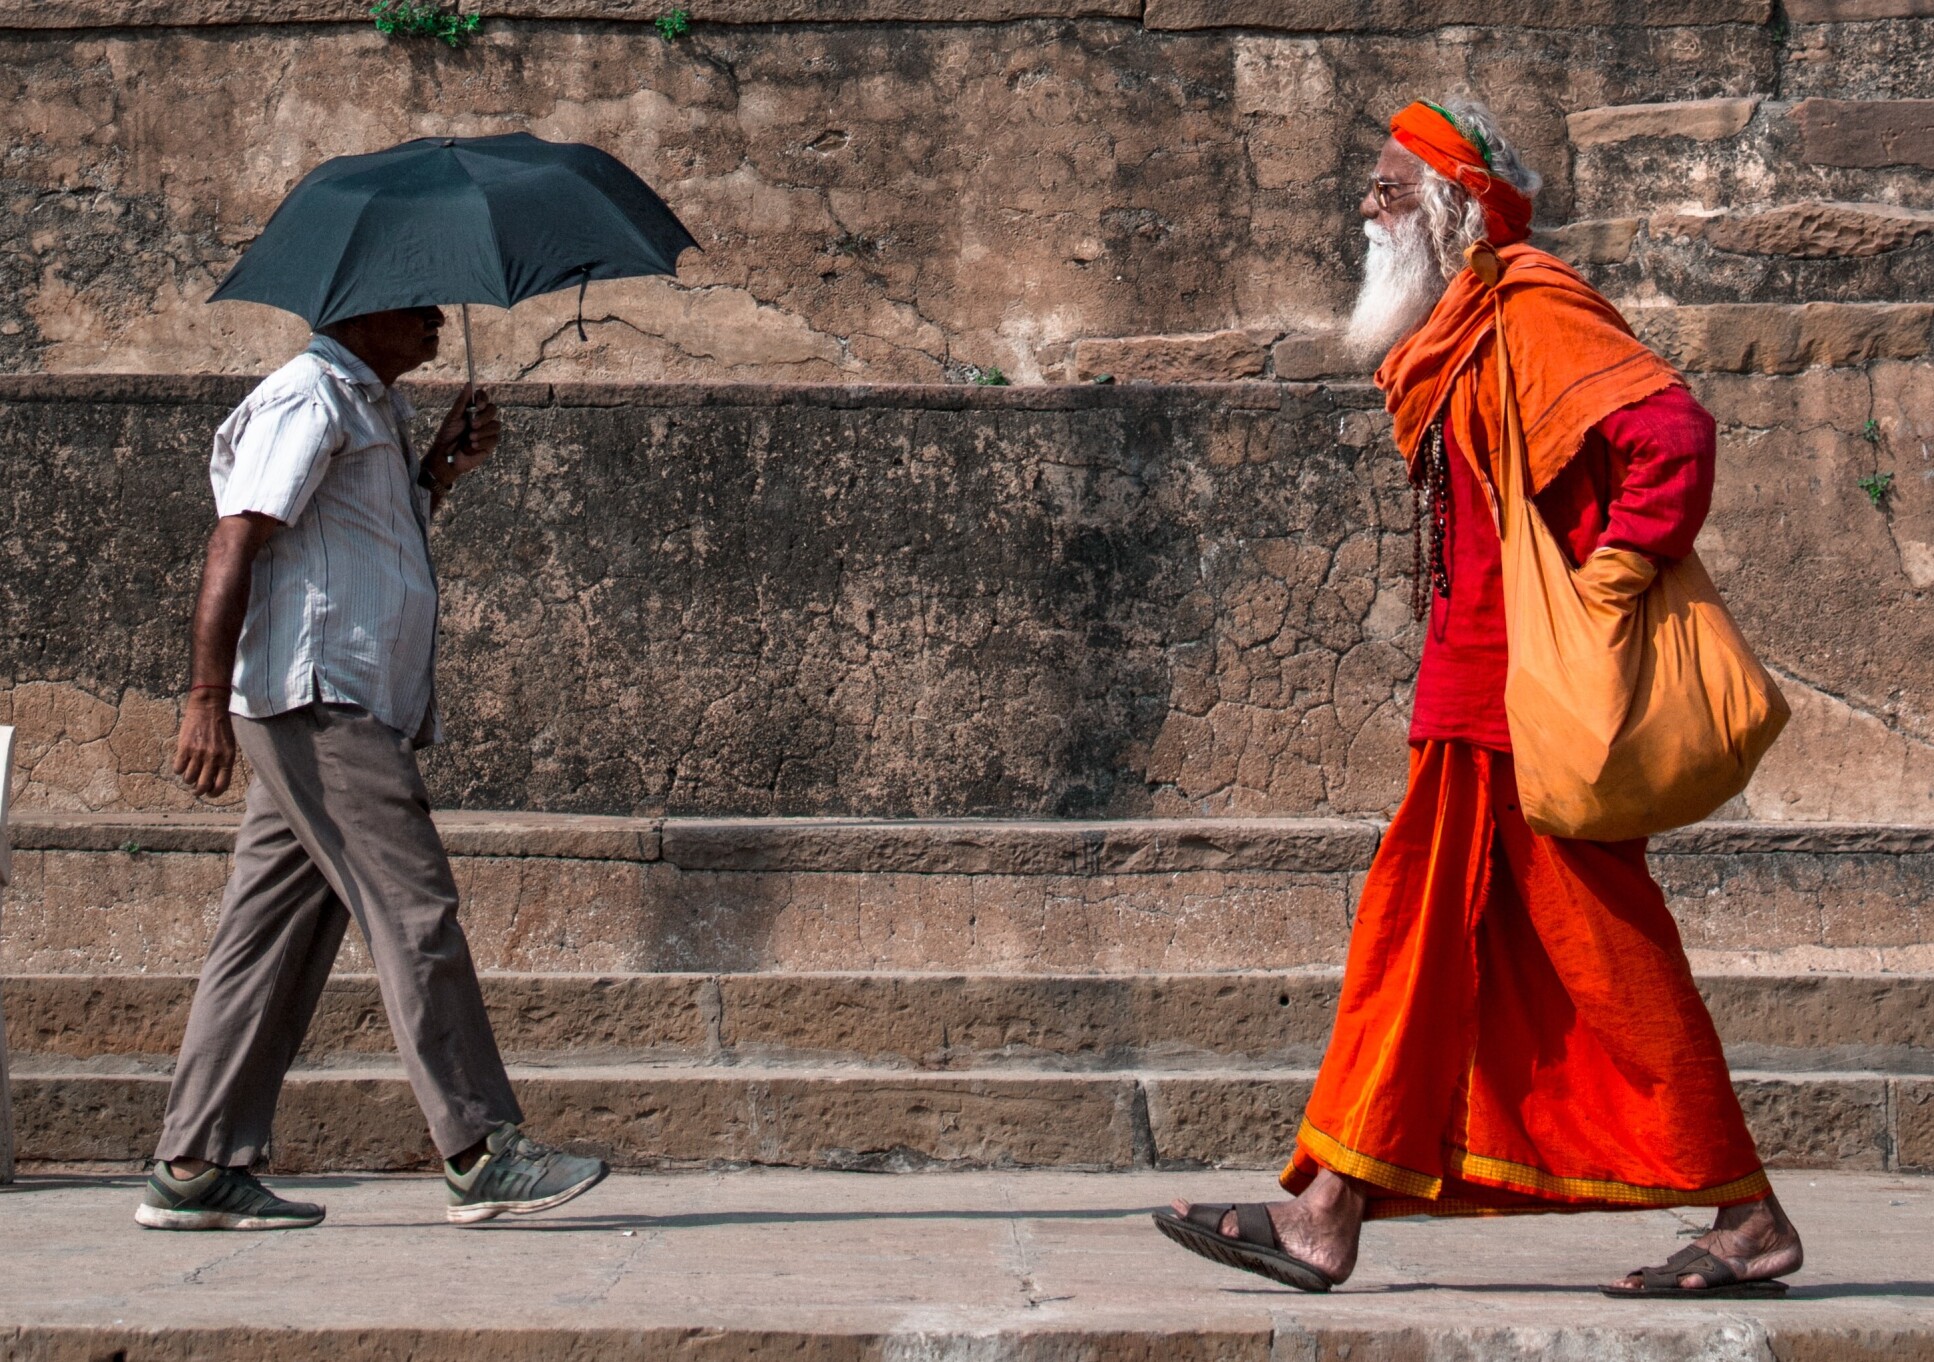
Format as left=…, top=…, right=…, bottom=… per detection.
left=157, top=702, right=521, bottom=1165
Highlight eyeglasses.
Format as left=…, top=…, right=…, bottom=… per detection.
left=1369, top=177, right=1419, bottom=212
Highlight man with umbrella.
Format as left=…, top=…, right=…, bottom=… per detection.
left=137, top=135, right=695, bottom=1231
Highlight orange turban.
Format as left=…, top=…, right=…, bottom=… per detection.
left=1389, top=101, right=1534, bottom=247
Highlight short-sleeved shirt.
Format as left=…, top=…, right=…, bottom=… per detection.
left=210, top=335, right=440, bottom=740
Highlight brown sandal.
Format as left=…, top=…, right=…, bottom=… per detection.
left=1151, top=1202, right=1336, bottom=1293
left=1601, top=1245, right=1790, bottom=1299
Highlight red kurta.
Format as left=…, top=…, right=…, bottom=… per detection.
left=1410, top=384, right=1717, bottom=751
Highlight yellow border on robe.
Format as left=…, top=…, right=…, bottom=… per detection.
left=1445, top=1146, right=1772, bottom=1209
left=1291, top=1118, right=1772, bottom=1216
left=1290, top=1119, right=1441, bottom=1199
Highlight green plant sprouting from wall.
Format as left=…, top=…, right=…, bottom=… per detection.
left=973, top=367, right=1010, bottom=387
left=1858, top=472, right=1894, bottom=508
left=655, top=8, right=691, bottom=39
left=371, top=1, right=483, bottom=48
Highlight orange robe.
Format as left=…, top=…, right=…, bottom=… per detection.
left=1282, top=246, right=1771, bottom=1218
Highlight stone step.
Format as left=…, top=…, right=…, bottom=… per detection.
left=6, top=813, right=1932, bottom=974
left=9, top=1060, right=1927, bottom=1175
left=7, top=1170, right=1929, bottom=1362
left=7, top=969, right=1932, bottom=1074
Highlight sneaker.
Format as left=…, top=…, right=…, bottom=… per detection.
left=445, top=1123, right=608, bottom=1225
left=134, top=1163, right=326, bottom=1231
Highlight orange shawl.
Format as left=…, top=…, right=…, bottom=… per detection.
left=1376, top=243, right=1682, bottom=495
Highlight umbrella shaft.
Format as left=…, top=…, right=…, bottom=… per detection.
left=462, top=304, right=476, bottom=399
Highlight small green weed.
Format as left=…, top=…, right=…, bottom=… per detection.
left=1090, top=373, right=1116, bottom=385
left=655, top=8, right=691, bottom=39
left=371, top=1, right=482, bottom=47
left=1858, top=471, right=1894, bottom=508
left=974, top=367, right=1010, bottom=387
left=1862, top=418, right=1882, bottom=444
left=120, top=840, right=144, bottom=856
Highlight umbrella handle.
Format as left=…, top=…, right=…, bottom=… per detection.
left=457, top=303, right=477, bottom=465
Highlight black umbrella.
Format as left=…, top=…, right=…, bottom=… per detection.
left=209, top=131, right=699, bottom=383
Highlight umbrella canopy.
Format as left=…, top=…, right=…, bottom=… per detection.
left=210, top=132, right=698, bottom=329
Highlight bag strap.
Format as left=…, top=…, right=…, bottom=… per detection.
left=1464, top=241, right=1536, bottom=541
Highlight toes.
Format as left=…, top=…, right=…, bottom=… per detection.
left=1168, top=1198, right=1191, bottom=1217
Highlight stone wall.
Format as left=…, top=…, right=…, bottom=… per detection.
left=4, top=372, right=1930, bottom=821
left=1, top=3, right=1930, bottom=821
left=0, top=6, right=1926, bottom=385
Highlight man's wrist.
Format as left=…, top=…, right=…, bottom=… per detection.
left=185, top=684, right=233, bottom=711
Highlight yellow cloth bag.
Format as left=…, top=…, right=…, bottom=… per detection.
left=1484, top=273, right=1789, bottom=842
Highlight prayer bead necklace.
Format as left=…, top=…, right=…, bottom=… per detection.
left=1410, top=421, right=1453, bottom=620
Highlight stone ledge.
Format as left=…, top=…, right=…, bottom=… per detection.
left=10, top=969, right=1927, bottom=1069
left=6, top=809, right=662, bottom=860
left=0, top=0, right=1775, bottom=25
left=8, top=1065, right=1920, bottom=1171
left=1632, top=301, right=1934, bottom=373
left=1142, top=0, right=1771, bottom=30
left=0, top=0, right=1141, bottom=26
left=12, top=812, right=1931, bottom=868
left=656, top=816, right=1383, bottom=874
left=1787, top=0, right=1934, bottom=17
left=1070, top=330, right=1268, bottom=385
left=1796, top=98, right=1934, bottom=170
left=1566, top=96, right=1761, bottom=147
left=1651, top=201, right=1934, bottom=259
left=0, top=373, right=1370, bottom=414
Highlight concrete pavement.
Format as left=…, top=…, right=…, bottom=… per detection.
left=2, top=1168, right=1931, bottom=1360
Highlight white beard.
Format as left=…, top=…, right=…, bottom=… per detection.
left=1344, top=216, right=1446, bottom=367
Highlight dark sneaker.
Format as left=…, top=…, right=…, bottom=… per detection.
left=135, top=1163, right=326, bottom=1231
left=445, top=1122, right=608, bottom=1225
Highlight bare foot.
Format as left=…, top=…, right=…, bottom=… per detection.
left=1168, top=1169, right=1368, bottom=1285
left=1609, top=1192, right=1804, bottom=1292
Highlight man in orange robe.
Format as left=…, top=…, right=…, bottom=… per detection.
left=1154, top=97, right=1803, bottom=1297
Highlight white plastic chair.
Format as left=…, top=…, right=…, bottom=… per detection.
left=0, top=723, right=14, bottom=1182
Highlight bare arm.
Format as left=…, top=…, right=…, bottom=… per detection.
left=174, top=512, right=280, bottom=797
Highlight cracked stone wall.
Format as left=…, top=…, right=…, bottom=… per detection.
left=0, top=380, right=1420, bottom=819
left=3, top=372, right=1930, bottom=822
left=1, top=4, right=1930, bottom=820
left=0, top=8, right=1923, bottom=385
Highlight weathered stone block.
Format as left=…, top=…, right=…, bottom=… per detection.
left=1636, top=302, right=1934, bottom=372
left=1567, top=98, right=1760, bottom=147
left=1896, top=1077, right=1934, bottom=1171
left=716, top=972, right=1341, bottom=1068
left=1786, top=0, right=1934, bottom=16
left=508, top=1071, right=1148, bottom=1170
left=1699, top=973, right=1934, bottom=1070
left=1796, top=97, right=1934, bottom=168
left=1144, top=0, right=1769, bottom=29
left=1653, top=201, right=1934, bottom=258
left=1144, top=1073, right=1313, bottom=1167
left=1270, top=333, right=1360, bottom=381
left=1533, top=218, right=1641, bottom=265
left=1733, top=1076, right=1890, bottom=1169
left=0, top=0, right=1146, bottom=19
left=1070, top=332, right=1268, bottom=384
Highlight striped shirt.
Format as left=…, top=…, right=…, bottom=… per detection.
left=210, top=335, right=439, bottom=740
